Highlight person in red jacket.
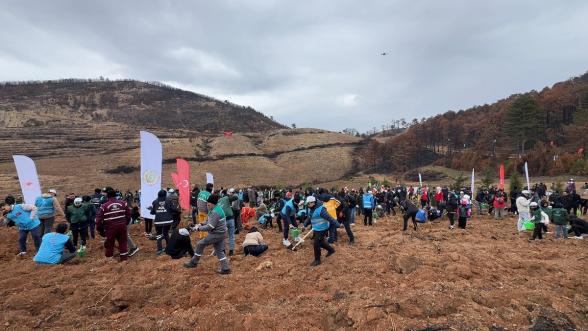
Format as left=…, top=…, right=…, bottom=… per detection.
left=96, top=188, right=131, bottom=261
left=493, top=190, right=507, bottom=220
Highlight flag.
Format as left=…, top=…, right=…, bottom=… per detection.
left=499, top=164, right=505, bottom=190
left=173, top=158, right=190, bottom=210
left=140, top=131, right=162, bottom=218
left=418, top=173, right=422, bottom=187
left=12, top=155, right=42, bottom=204
left=471, top=168, right=475, bottom=197
left=206, top=172, right=214, bottom=185
left=223, top=131, right=233, bottom=137
left=524, top=162, right=530, bottom=190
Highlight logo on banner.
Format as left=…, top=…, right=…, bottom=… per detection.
left=142, top=170, right=159, bottom=186
left=24, top=180, right=36, bottom=189
left=181, top=179, right=189, bottom=188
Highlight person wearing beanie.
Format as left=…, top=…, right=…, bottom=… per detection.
left=150, top=189, right=178, bottom=255
left=33, top=222, right=76, bottom=264
left=184, top=194, right=231, bottom=274
left=2, top=195, right=42, bottom=257
left=165, top=228, right=195, bottom=259
left=96, top=189, right=131, bottom=261
left=34, top=188, right=65, bottom=235
left=66, top=197, right=91, bottom=249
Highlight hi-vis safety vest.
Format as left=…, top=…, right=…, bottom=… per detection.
left=310, top=205, right=329, bottom=231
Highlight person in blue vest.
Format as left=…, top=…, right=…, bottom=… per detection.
left=362, top=190, right=376, bottom=226
left=33, top=222, right=76, bottom=264
left=302, top=196, right=336, bottom=266
left=3, top=195, right=42, bottom=257
left=34, top=189, right=65, bottom=235
left=280, top=191, right=300, bottom=247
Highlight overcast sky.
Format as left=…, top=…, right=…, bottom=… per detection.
left=1, top=1, right=587, bottom=132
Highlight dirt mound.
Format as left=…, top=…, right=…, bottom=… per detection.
left=0, top=214, right=586, bottom=330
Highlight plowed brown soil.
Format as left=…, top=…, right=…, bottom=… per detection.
left=0, top=214, right=586, bottom=330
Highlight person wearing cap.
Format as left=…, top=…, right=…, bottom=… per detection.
left=34, top=222, right=76, bottom=265
left=96, top=189, right=132, bottom=261
left=3, top=195, right=42, bottom=257
left=150, top=189, right=179, bottom=255
left=66, top=197, right=91, bottom=249
left=165, top=227, right=194, bottom=259
left=184, top=194, right=231, bottom=274
left=516, top=190, right=531, bottom=231
left=302, top=196, right=336, bottom=266
left=529, top=202, right=543, bottom=240
left=34, top=189, right=65, bottom=235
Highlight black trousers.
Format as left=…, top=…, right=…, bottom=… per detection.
left=447, top=212, right=455, bottom=226
left=313, top=230, right=334, bottom=262
left=403, top=211, right=418, bottom=231
left=244, top=244, right=268, bottom=257
left=458, top=217, right=467, bottom=229
left=532, top=223, right=543, bottom=239
left=155, top=224, right=171, bottom=251
left=363, top=208, right=373, bottom=226
left=70, top=222, right=88, bottom=247
left=144, top=218, right=153, bottom=234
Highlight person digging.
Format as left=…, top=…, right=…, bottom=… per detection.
left=184, top=194, right=231, bottom=274
left=302, top=196, right=336, bottom=267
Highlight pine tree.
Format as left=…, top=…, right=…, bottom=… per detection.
left=503, top=95, right=546, bottom=154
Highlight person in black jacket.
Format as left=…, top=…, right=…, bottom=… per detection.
left=446, top=192, right=459, bottom=229
left=165, top=228, right=194, bottom=259
left=400, top=199, right=418, bottom=231
left=150, top=189, right=178, bottom=255
left=337, top=192, right=354, bottom=244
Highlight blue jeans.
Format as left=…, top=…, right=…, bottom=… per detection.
left=226, top=217, right=235, bottom=250
left=350, top=208, right=356, bottom=224
left=555, top=224, right=568, bottom=239
left=19, top=225, right=42, bottom=253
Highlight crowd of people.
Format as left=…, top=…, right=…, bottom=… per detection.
left=1, top=179, right=587, bottom=273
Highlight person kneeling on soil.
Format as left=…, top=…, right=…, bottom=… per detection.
left=302, top=196, right=336, bottom=267
left=33, top=222, right=76, bottom=264
left=242, top=227, right=268, bottom=257
left=568, top=215, right=587, bottom=239
left=165, top=228, right=194, bottom=259
left=184, top=194, right=231, bottom=274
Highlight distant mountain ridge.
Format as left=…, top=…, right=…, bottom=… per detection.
left=0, top=79, right=284, bottom=132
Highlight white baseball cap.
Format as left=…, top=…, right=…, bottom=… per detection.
left=48, top=189, right=57, bottom=194
left=74, top=197, right=83, bottom=204
left=306, top=196, right=316, bottom=204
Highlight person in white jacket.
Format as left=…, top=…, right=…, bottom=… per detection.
left=516, top=190, right=531, bottom=231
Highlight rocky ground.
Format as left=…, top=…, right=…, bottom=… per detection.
left=0, top=213, right=586, bottom=330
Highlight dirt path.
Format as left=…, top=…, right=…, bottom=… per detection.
left=0, top=214, right=586, bottom=330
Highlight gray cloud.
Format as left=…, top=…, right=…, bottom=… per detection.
left=1, top=0, right=587, bottom=131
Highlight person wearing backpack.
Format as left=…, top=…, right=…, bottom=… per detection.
left=551, top=203, right=569, bottom=239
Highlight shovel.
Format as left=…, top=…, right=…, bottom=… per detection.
left=291, top=229, right=313, bottom=251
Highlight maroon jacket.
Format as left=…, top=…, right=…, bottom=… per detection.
left=96, top=198, right=131, bottom=229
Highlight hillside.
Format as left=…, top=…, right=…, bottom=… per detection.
left=358, top=72, right=588, bottom=177
left=0, top=79, right=285, bottom=163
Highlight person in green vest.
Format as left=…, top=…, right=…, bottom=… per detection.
left=529, top=202, right=543, bottom=241
left=66, top=197, right=91, bottom=249
left=551, top=203, right=569, bottom=239
left=218, top=190, right=238, bottom=256
left=184, top=194, right=231, bottom=274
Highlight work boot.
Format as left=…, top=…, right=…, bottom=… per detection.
left=218, top=258, right=231, bottom=274
left=310, top=260, right=321, bottom=267
left=184, top=261, right=197, bottom=268
left=229, top=250, right=234, bottom=256
left=326, top=249, right=335, bottom=258
left=217, top=268, right=231, bottom=275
